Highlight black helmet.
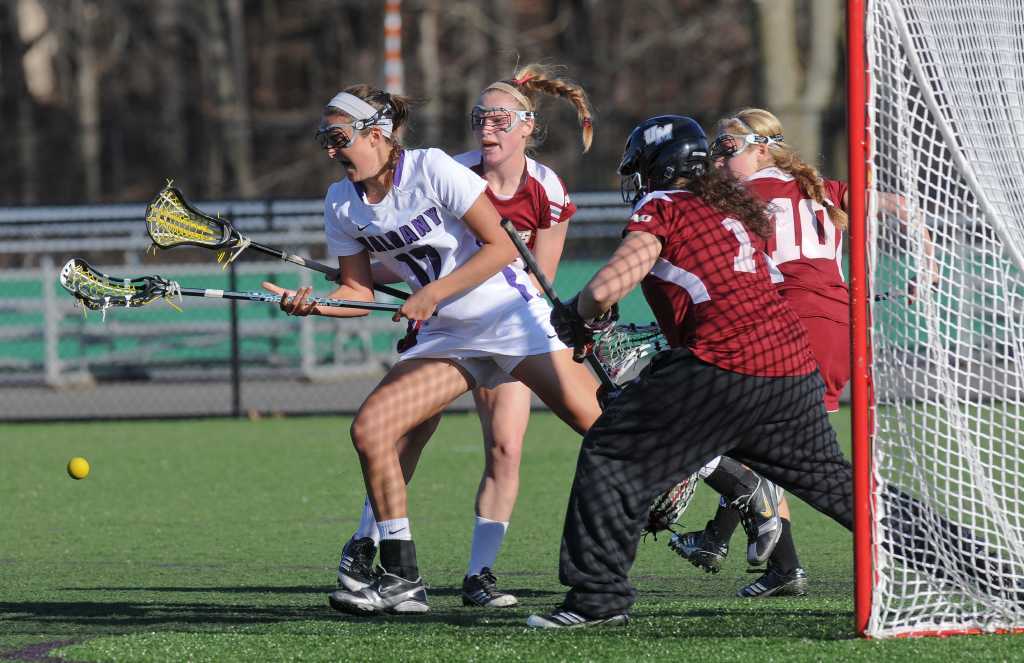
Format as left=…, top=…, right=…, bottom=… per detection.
left=618, top=115, right=709, bottom=204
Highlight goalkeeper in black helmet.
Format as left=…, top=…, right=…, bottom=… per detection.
left=527, top=115, right=855, bottom=628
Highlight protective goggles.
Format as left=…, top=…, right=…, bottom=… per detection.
left=470, top=106, right=535, bottom=132
left=710, top=132, right=784, bottom=159
left=315, top=122, right=356, bottom=150
left=315, top=106, right=393, bottom=149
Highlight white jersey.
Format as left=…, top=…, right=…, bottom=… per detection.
left=323, top=147, right=562, bottom=362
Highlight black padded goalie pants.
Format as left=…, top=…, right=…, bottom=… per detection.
left=558, top=348, right=853, bottom=618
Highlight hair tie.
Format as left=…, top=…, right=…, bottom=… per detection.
left=513, top=73, right=534, bottom=85
left=582, top=117, right=593, bottom=129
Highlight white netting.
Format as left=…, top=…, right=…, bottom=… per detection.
left=866, top=0, right=1024, bottom=637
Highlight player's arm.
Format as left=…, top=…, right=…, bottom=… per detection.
left=262, top=252, right=377, bottom=318
left=396, top=193, right=517, bottom=321
left=531, top=220, right=571, bottom=285
left=576, top=231, right=661, bottom=320
left=874, top=191, right=941, bottom=292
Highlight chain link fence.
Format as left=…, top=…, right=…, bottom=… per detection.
left=0, top=193, right=636, bottom=421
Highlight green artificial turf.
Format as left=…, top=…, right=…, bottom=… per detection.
left=1, top=411, right=1020, bottom=662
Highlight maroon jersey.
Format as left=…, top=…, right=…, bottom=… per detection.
left=455, top=150, right=576, bottom=249
left=746, top=168, right=849, bottom=324
left=624, top=190, right=817, bottom=377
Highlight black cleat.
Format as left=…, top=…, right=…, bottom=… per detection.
left=738, top=565, right=808, bottom=598
left=731, top=478, right=782, bottom=565
left=328, top=566, right=429, bottom=615
left=336, top=536, right=377, bottom=591
left=462, top=567, right=518, bottom=607
left=668, top=521, right=730, bottom=573
left=526, top=607, right=628, bottom=629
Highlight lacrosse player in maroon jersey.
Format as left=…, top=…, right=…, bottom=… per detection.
left=526, top=115, right=858, bottom=628
left=330, top=67, right=597, bottom=610
left=669, top=108, right=850, bottom=598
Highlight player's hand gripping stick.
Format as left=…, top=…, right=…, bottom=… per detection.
left=499, top=219, right=621, bottom=402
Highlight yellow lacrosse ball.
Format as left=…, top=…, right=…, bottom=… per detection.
left=67, top=457, right=90, bottom=480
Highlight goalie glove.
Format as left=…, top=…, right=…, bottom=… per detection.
left=549, top=293, right=618, bottom=362
left=643, top=473, right=700, bottom=539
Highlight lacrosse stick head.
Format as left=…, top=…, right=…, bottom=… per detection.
left=644, top=472, right=700, bottom=538
left=592, top=323, right=669, bottom=382
left=145, top=186, right=234, bottom=250
left=59, top=258, right=175, bottom=311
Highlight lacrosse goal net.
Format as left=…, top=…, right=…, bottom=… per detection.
left=851, top=0, right=1024, bottom=638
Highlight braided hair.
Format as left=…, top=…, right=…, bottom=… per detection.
left=718, top=108, right=848, bottom=229
left=482, top=63, right=594, bottom=153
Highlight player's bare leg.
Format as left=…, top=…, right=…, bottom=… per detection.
left=511, top=349, right=602, bottom=435
left=462, top=381, right=533, bottom=607
left=473, top=381, right=531, bottom=522
left=338, top=415, right=439, bottom=591
left=330, top=358, right=472, bottom=616
left=351, top=359, right=470, bottom=520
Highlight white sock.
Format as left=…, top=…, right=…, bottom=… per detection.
left=377, top=517, right=412, bottom=541
left=466, top=516, right=509, bottom=577
left=355, top=496, right=380, bottom=545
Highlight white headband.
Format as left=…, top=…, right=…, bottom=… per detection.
left=325, top=92, right=393, bottom=137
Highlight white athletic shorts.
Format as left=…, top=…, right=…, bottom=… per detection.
left=398, top=290, right=568, bottom=390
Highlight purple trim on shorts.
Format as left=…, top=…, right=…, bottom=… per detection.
left=502, top=266, right=533, bottom=302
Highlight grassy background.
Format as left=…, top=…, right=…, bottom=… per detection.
left=1, top=410, right=1020, bottom=662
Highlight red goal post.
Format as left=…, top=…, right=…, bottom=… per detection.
left=849, top=0, right=1024, bottom=639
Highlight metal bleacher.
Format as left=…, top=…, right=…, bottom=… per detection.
left=0, top=192, right=629, bottom=419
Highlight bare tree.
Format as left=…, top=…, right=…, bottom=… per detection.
left=754, top=0, right=843, bottom=166
left=1, top=2, right=42, bottom=203
left=154, top=0, right=187, bottom=175
left=197, top=0, right=255, bottom=197
left=415, top=0, right=442, bottom=147
left=0, top=1, right=848, bottom=204
left=67, top=0, right=128, bottom=200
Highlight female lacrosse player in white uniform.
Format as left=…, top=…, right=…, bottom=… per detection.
left=261, top=84, right=602, bottom=617
left=335, top=65, right=594, bottom=610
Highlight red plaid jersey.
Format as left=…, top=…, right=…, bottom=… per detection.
left=624, top=190, right=817, bottom=377
left=746, top=168, right=849, bottom=324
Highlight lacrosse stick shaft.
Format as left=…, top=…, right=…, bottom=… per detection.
left=233, top=241, right=410, bottom=301
left=177, top=288, right=401, bottom=312
left=499, top=219, right=618, bottom=392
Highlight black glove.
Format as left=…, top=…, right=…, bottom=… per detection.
left=396, top=320, right=421, bottom=353
left=549, top=294, right=618, bottom=363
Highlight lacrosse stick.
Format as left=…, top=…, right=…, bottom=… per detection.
left=591, top=323, right=670, bottom=382
left=59, top=258, right=402, bottom=316
left=145, top=185, right=409, bottom=301
left=499, top=219, right=619, bottom=397
left=590, top=322, right=700, bottom=536
left=644, top=473, right=701, bottom=539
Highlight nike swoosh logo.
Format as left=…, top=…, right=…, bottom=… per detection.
left=357, top=223, right=371, bottom=231
left=387, top=527, right=407, bottom=535
left=547, top=333, right=558, bottom=338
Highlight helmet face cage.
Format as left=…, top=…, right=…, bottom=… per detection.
left=620, top=171, right=644, bottom=205
left=471, top=106, right=535, bottom=133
